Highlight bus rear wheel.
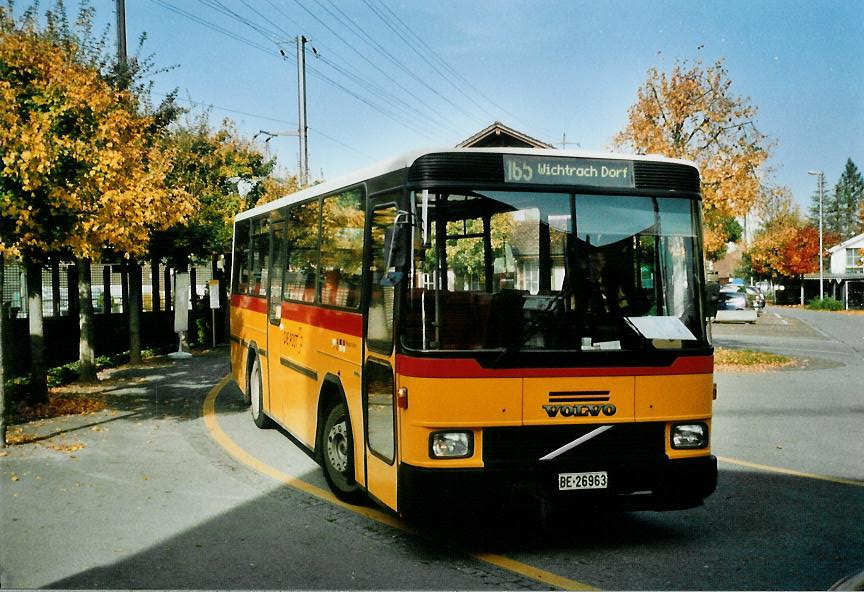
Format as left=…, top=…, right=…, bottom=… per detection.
left=249, top=357, right=272, bottom=429
left=320, top=402, right=364, bottom=502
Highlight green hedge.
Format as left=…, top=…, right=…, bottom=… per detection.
left=807, top=297, right=844, bottom=311
left=4, top=347, right=165, bottom=396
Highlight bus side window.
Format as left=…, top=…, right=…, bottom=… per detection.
left=233, top=219, right=251, bottom=294
left=319, top=189, right=364, bottom=308
left=249, top=219, right=270, bottom=297
left=285, top=201, right=320, bottom=303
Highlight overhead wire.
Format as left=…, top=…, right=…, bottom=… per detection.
left=306, top=0, right=478, bottom=124
left=253, top=0, right=451, bottom=134
left=368, top=0, right=542, bottom=134
left=153, top=90, right=376, bottom=161
left=201, top=0, right=446, bottom=137
left=150, top=0, right=275, bottom=57
left=358, top=0, right=493, bottom=119
left=150, top=0, right=442, bottom=139
left=287, top=0, right=463, bottom=132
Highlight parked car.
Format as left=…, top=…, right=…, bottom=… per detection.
left=717, top=285, right=752, bottom=310
left=718, top=284, right=764, bottom=312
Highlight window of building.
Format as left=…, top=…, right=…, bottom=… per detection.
left=847, top=248, right=864, bottom=274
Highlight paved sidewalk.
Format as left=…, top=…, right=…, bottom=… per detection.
left=2, top=349, right=539, bottom=590
left=0, top=348, right=252, bottom=589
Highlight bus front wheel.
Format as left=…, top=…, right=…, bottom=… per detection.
left=249, top=357, right=272, bottom=429
left=320, top=402, right=363, bottom=502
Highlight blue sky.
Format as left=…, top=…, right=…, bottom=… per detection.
left=48, top=1, right=864, bottom=213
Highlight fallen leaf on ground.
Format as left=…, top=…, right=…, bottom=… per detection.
left=43, top=442, right=85, bottom=453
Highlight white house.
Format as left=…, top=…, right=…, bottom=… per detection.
left=828, top=232, right=864, bottom=275
left=806, top=233, right=864, bottom=308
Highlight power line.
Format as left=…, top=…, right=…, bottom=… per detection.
left=368, top=0, right=532, bottom=129
left=153, top=91, right=295, bottom=126
left=287, top=0, right=462, bottom=129
left=153, top=91, right=376, bottom=162
left=358, top=0, right=491, bottom=119
left=149, top=0, right=276, bottom=57
left=198, top=0, right=283, bottom=41
left=148, top=0, right=445, bottom=140
left=152, top=0, right=433, bottom=137
left=307, top=0, right=479, bottom=123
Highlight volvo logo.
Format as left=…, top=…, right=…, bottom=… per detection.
left=543, top=404, right=617, bottom=418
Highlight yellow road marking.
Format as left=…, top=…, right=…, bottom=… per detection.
left=203, top=374, right=596, bottom=591
left=718, top=456, right=864, bottom=488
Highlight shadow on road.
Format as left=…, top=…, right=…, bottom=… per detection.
left=45, top=459, right=863, bottom=589
left=35, top=348, right=864, bottom=590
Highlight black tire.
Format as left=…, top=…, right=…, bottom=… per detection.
left=249, top=356, right=273, bottom=429
left=241, top=351, right=252, bottom=406
left=320, top=402, right=364, bottom=502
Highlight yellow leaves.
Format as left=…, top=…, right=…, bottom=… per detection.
left=614, top=57, right=774, bottom=258
left=1, top=26, right=196, bottom=259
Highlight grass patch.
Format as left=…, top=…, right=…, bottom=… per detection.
left=715, top=347, right=796, bottom=371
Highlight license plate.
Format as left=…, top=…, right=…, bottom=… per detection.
left=558, top=471, right=608, bottom=491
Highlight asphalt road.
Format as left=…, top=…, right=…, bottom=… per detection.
left=1, top=307, right=862, bottom=590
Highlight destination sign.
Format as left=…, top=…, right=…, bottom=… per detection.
left=503, top=155, right=635, bottom=188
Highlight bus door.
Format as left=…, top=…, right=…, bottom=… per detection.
left=363, top=204, right=400, bottom=509
left=266, top=217, right=287, bottom=424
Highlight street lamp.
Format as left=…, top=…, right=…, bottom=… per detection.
left=808, top=170, right=825, bottom=300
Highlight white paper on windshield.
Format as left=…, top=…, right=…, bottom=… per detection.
left=625, top=316, right=697, bottom=341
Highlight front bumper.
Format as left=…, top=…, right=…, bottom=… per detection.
left=397, top=455, right=717, bottom=517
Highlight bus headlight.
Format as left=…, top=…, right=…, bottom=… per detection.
left=430, top=431, right=473, bottom=458
left=671, top=423, right=708, bottom=449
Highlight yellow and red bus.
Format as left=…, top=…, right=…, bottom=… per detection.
left=229, top=148, right=716, bottom=515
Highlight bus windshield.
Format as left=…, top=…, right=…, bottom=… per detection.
left=403, top=189, right=707, bottom=354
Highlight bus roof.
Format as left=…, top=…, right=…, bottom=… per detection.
left=235, top=147, right=698, bottom=222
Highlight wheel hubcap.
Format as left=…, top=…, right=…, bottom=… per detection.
left=327, top=421, right=349, bottom=472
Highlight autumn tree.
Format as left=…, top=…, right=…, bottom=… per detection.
left=612, top=57, right=773, bottom=260
left=745, top=187, right=839, bottom=282
left=255, top=175, right=301, bottom=208
left=0, top=9, right=192, bottom=400
left=745, top=187, right=804, bottom=280
left=812, top=158, right=864, bottom=241
left=149, top=116, right=280, bottom=267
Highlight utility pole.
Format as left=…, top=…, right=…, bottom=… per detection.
left=297, top=35, right=309, bottom=187
left=115, top=0, right=127, bottom=66
left=808, top=170, right=825, bottom=301
left=558, top=132, right=580, bottom=150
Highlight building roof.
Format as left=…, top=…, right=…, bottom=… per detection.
left=456, top=121, right=555, bottom=149
left=828, top=232, right=864, bottom=253
left=803, top=272, right=864, bottom=281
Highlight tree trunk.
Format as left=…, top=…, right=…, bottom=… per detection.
left=1, top=256, right=7, bottom=447
left=78, top=258, right=97, bottom=382
left=25, top=258, right=48, bottom=405
left=128, top=258, right=142, bottom=364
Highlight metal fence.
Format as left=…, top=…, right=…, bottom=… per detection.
left=2, top=259, right=218, bottom=319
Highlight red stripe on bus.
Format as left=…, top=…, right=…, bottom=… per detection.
left=281, top=301, right=363, bottom=337
left=395, top=355, right=713, bottom=378
left=231, top=293, right=268, bottom=314
left=231, top=294, right=362, bottom=336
